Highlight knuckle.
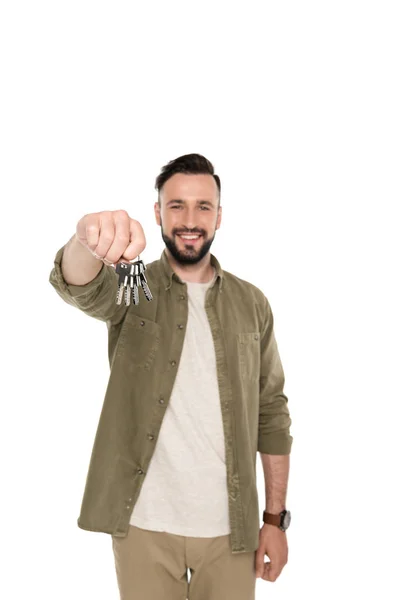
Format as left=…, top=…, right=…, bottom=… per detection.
left=115, top=209, right=129, bottom=218
left=115, top=234, right=130, bottom=245
left=101, top=232, right=114, bottom=242
left=131, top=217, right=143, bottom=231
left=115, top=230, right=129, bottom=238
left=98, top=211, right=111, bottom=222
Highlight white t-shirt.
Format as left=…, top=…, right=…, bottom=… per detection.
left=129, top=267, right=230, bottom=537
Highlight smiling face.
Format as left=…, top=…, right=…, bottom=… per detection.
left=154, top=172, right=222, bottom=265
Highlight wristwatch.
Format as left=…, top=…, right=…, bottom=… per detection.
left=263, top=509, right=291, bottom=532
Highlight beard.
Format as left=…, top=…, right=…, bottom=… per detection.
left=160, top=221, right=216, bottom=265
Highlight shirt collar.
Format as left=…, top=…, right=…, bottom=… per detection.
left=159, top=248, right=224, bottom=293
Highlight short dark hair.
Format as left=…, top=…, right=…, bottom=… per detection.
left=155, top=153, right=221, bottom=206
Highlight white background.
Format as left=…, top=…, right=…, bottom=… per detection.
left=1, top=1, right=399, bottom=598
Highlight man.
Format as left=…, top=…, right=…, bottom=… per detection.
left=49, top=153, right=293, bottom=600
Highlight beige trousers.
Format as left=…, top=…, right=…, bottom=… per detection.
left=112, top=525, right=257, bottom=600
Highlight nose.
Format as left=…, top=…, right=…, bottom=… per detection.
left=185, top=215, right=197, bottom=229
left=180, top=209, right=199, bottom=231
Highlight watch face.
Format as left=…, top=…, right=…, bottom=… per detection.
left=282, top=510, right=291, bottom=529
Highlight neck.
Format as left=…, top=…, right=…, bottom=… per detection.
left=165, top=248, right=215, bottom=283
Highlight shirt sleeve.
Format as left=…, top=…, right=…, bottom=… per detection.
left=48, top=243, right=128, bottom=325
left=258, top=295, right=293, bottom=454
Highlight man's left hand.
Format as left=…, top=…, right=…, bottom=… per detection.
left=255, top=523, right=288, bottom=581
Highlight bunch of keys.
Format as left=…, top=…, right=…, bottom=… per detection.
left=114, top=255, right=153, bottom=306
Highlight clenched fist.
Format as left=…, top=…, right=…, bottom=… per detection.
left=76, top=210, right=146, bottom=266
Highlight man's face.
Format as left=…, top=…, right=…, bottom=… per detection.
left=154, top=173, right=222, bottom=265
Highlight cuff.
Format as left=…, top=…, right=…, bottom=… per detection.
left=50, top=244, right=107, bottom=298
left=258, top=433, right=293, bottom=455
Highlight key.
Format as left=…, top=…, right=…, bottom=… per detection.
left=129, top=263, right=140, bottom=306
left=131, top=259, right=153, bottom=301
left=130, top=260, right=147, bottom=305
left=133, top=261, right=148, bottom=300
left=115, top=262, right=130, bottom=305
left=134, top=261, right=153, bottom=302
left=115, top=255, right=153, bottom=306
left=124, top=278, right=132, bottom=306
left=139, top=270, right=153, bottom=302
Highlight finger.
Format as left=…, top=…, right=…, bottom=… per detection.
left=102, top=257, right=115, bottom=268
left=76, top=213, right=100, bottom=251
left=84, top=214, right=100, bottom=252
left=263, top=561, right=282, bottom=582
left=122, top=218, right=146, bottom=262
left=255, top=553, right=265, bottom=578
left=95, top=212, right=115, bottom=259
left=104, top=210, right=130, bottom=264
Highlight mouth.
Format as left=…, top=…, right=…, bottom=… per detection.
left=177, top=234, right=203, bottom=245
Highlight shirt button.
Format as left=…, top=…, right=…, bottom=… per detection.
left=128, top=497, right=132, bottom=502
left=147, top=434, right=154, bottom=440
left=140, top=321, right=145, bottom=326
left=179, top=294, right=185, bottom=300
left=171, top=360, right=176, bottom=366
left=254, top=334, right=259, bottom=340
left=177, top=324, right=183, bottom=329
left=137, top=468, right=144, bottom=474
left=159, top=397, right=165, bottom=404
left=126, top=504, right=131, bottom=509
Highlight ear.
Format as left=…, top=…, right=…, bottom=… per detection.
left=215, top=205, right=222, bottom=230
left=154, top=202, right=161, bottom=226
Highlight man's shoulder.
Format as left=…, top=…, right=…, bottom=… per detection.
left=222, top=269, right=269, bottom=306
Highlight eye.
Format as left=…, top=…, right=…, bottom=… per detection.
left=200, top=206, right=210, bottom=210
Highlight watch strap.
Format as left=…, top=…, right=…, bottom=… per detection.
left=263, top=511, right=282, bottom=527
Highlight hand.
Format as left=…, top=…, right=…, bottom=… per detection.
left=76, top=209, right=146, bottom=266
left=255, top=523, right=288, bottom=582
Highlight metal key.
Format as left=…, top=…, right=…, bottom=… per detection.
left=139, top=269, right=153, bottom=302
left=115, top=255, right=153, bottom=306
left=129, top=260, right=151, bottom=305
left=129, top=262, right=140, bottom=306
left=131, top=260, right=153, bottom=302
left=115, top=262, right=131, bottom=305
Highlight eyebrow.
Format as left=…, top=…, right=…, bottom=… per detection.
left=167, top=199, right=215, bottom=207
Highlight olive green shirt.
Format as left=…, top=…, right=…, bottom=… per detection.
left=49, top=244, right=293, bottom=554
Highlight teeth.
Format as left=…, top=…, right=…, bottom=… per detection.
left=179, top=235, right=200, bottom=239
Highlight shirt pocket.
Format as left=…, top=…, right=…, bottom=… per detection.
left=237, top=332, right=261, bottom=380
left=116, top=311, right=161, bottom=370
